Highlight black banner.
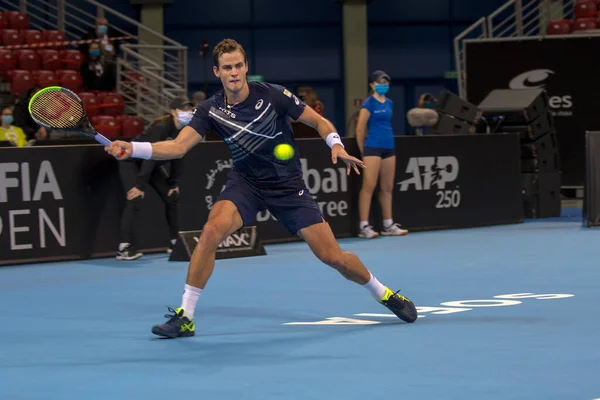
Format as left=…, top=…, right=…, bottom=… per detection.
left=583, top=131, right=600, bottom=227
left=0, top=146, right=170, bottom=265
left=390, top=134, right=523, bottom=231
left=465, top=36, right=600, bottom=186
left=1, top=134, right=523, bottom=266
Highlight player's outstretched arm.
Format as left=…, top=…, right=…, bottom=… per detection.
left=105, top=126, right=203, bottom=161
left=296, top=106, right=366, bottom=175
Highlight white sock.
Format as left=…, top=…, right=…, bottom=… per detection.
left=118, top=242, right=129, bottom=251
left=360, top=221, right=369, bottom=230
left=181, top=284, right=203, bottom=319
left=383, top=219, right=393, bottom=228
left=362, top=272, right=388, bottom=300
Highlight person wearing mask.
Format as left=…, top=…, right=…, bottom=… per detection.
left=81, top=42, right=117, bottom=91
left=0, top=107, right=28, bottom=147
left=116, top=97, right=194, bottom=260
left=418, top=93, right=437, bottom=109
left=79, top=17, right=118, bottom=63
left=355, top=70, right=408, bottom=239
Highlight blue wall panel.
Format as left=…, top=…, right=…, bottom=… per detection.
left=369, top=0, right=451, bottom=22
left=253, top=28, right=341, bottom=81
left=253, top=0, right=340, bottom=24
left=368, top=26, right=452, bottom=79
left=164, top=1, right=252, bottom=26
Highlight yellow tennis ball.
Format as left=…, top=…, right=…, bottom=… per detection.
left=274, top=143, right=295, bottom=160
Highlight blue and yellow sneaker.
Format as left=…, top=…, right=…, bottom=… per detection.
left=379, top=288, right=418, bottom=323
left=151, top=307, right=195, bottom=338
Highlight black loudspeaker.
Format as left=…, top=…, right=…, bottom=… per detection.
left=520, top=131, right=560, bottom=173
left=521, top=172, right=561, bottom=218
left=478, top=88, right=549, bottom=125
left=435, top=89, right=482, bottom=123
left=498, top=111, right=554, bottom=141
left=428, top=113, right=474, bottom=135
left=169, top=226, right=267, bottom=261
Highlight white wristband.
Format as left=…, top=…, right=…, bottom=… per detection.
left=326, top=132, right=344, bottom=149
left=131, top=141, right=153, bottom=160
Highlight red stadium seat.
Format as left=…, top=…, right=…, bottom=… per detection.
left=0, top=49, right=17, bottom=79
left=21, top=29, right=43, bottom=45
left=121, top=116, right=144, bottom=138
left=34, top=70, right=59, bottom=88
left=0, top=13, right=9, bottom=29
left=91, top=115, right=122, bottom=138
left=6, top=11, right=28, bottom=30
left=573, top=18, right=598, bottom=31
left=59, top=70, right=82, bottom=92
left=38, top=49, right=61, bottom=70
left=546, top=20, right=572, bottom=35
left=42, top=30, right=66, bottom=48
left=78, top=92, right=101, bottom=118
left=2, top=29, right=22, bottom=46
left=115, top=115, right=132, bottom=124
left=16, top=49, right=40, bottom=70
left=575, top=0, right=597, bottom=18
left=121, top=71, right=147, bottom=96
left=98, top=92, right=125, bottom=116
left=9, top=70, right=34, bottom=97
left=54, top=69, right=77, bottom=78
left=59, top=49, right=83, bottom=70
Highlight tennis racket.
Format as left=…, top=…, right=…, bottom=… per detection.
left=28, top=86, right=113, bottom=147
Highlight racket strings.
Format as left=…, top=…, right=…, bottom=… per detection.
left=30, top=89, right=85, bottom=129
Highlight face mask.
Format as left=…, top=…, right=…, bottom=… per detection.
left=90, top=49, right=100, bottom=58
left=177, top=111, right=193, bottom=126
left=2, top=115, right=13, bottom=125
left=97, top=25, right=108, bottom=35
left=374, top=83, right=389, bottom=95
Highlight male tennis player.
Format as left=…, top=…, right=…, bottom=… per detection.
left=105, top=38, right=417, bottom=338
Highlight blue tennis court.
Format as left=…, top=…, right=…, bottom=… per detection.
left=1, top=209, right=598, bottom=400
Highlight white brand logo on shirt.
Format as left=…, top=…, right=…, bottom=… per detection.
left=255, top=99, right=263, bottom=110
left=218, top=107, right=236, bottom=119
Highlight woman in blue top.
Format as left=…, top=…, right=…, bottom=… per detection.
left=355, top=70, right=408, bottom=239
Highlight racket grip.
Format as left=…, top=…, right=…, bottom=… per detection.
left=95, top=132, right=126, bottom=158
left=94, top=133, right=112, bottom=147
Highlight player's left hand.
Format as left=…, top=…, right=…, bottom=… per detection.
left=331, top=144, right=366, bottom=175
left=168, top=187, right=179, bottom=197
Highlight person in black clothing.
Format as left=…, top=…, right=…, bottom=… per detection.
left=80, top=41, right=117, bottom=91
left=13, top=86, right=48, bottom=141
left=116, top=97, right=194, bottom=260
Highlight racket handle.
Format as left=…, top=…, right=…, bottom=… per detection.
left=95, top=132, right=126, bottom=158
left=94, top=133, right=112, bottom=147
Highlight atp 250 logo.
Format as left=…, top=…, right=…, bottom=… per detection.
left=397, top=156, right=461, bottom=209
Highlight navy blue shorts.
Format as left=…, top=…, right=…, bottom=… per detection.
left=363, top=146, right=395, bottom=159
left=216, top=171, right=324, bottom=235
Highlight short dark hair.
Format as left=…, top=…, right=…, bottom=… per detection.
left=213, top=38, right=247, bottom=68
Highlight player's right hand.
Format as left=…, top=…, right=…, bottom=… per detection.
left=127, top=187, right=144, bottom=200
left=105, top=140, right=132, bottom=160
